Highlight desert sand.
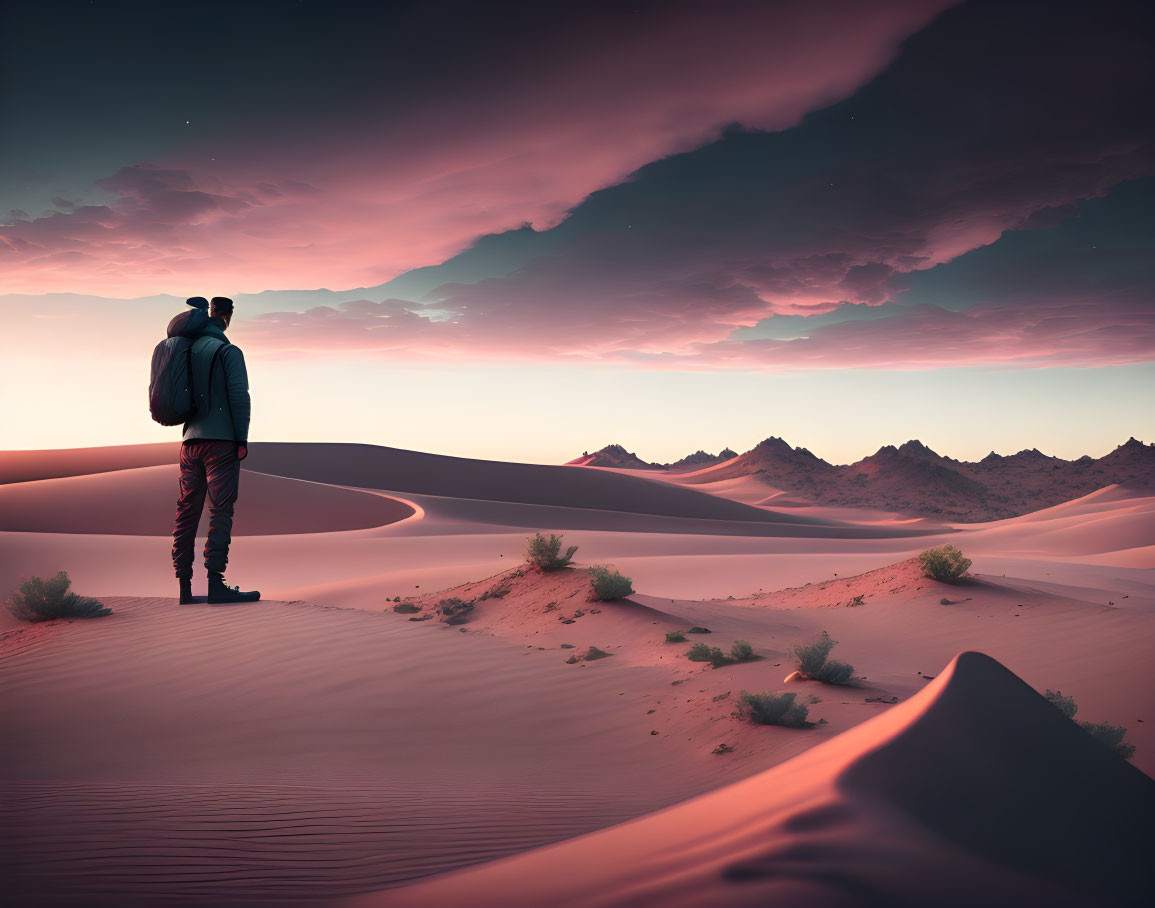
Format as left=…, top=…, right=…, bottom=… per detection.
left=2, top=442, right=1152, bottom=905
left=357, top=653, right=1154, bottom=908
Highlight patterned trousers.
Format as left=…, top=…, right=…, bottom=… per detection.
left=172, top=440, right=241, bottom=579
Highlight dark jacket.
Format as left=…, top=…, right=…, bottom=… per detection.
left=178, top=318, right=251, bottom=443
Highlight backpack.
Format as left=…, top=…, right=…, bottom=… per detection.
left=149, top=336, right=196, bottom=426
left=149, top=304, right=212, bottom=426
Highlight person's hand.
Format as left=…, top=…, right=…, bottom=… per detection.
left=237, top=443, right=248, bottom=461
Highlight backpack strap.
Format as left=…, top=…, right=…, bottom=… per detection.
left=185, top=344, right=195, bottom=411
left=203, top=340, right=230, bottom=415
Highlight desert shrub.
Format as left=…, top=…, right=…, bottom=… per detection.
left=588, top=565, right=634, bottom=600
left=1044, top=689, right=1078, bottom=719
left=7, top=572, right=110, bottom=622
left=526, top=533, right=578, bottom=571
left=738, top=691, right=811, bottom=728
left=392, top=602, right=420, bottom=614
left=1077, top=721, right=1136, bottom=759
left=707, top=649, right=731, bottom=668
left=687, top=642, right=730, bottom=668
left=665, top=629, right=687, bottom=643
left=790, top=631, right=855, bottom=685
left=730, top=639, right=755, bottom=662
left=815, top=660, right=855, bottom=685
left=437, top=597, right=475, bottom=625
left=1045, top=689, right=1134, bottom=758
left=790, top=631, right=838, bottom=676
left=566, top=645, right=611, bottom=664
left=918, top=545, right=972, bottom=583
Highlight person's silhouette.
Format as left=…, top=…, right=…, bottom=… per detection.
left=170, top=296, right=260, bottom=604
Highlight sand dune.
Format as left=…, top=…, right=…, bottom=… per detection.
left=355, top=652, right=1155, bottom=908
left=384, top=490, right=932, bottom=538
left=1, top=502, right=1149, bottom=616
left=2, top=557, right=1151, bottom=903
left=1, top=484, right=1150, bottom=617
left=0, top=442, right=178, bottom=484
left=242, top=442, right=845, bottom=526
left=2, top=442, right=1152, bottom=905
left=1, top=441, right=917, bottom=537
left=0, top=465, right=416, bottom=535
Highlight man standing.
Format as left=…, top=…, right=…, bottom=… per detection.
left=172, top=296, right=260, bottom=604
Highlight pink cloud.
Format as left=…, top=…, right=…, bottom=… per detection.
left=233, top=291, right=1155, bottom=372
left=667, top=301, right=1155, bottom=371
left=0, top=1, right=952, bottom=296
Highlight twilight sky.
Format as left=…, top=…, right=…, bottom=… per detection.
left=1, top=0, right=1152, bottom=461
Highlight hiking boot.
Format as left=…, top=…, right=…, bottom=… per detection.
left=179, top=579, right=194, bottom=605
left=207, top=573, right=261, bottom=604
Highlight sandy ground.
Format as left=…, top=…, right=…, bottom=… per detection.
left=1, top=442, right=1152, bottom=905
left=358, top=653, right=1154, bottom=908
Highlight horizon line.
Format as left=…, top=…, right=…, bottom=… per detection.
left=1, top=434, right=1146, bottom=470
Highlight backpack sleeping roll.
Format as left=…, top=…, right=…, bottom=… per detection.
left=149, top=298, right=212, bottom=426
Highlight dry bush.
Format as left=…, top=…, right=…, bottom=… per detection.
left=588, top=565, right=634, bottom=600
left=687, top=642, right=730, bottom=668
left=7, top=572, right=110, bottom=622
left=791, top=631, right=837, bottom=676
left=918, top=545, right=972, bottom=583
left=1044, top=689, right=1078, bottom=719
left=790, top=631, right=856, bottom=685
left=566, top=645, right=611, bottom=664
left=815, top=660, right=855, bottom=685
left=526, top=533, right=578, bottom=571
left=738, top=691, right=811, bottom=728
left=1077, top=721, right=1135, bottom=759
left=1045, top=689, right=1135, bottom=759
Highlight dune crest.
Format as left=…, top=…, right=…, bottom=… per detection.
left=356, top=652, right=1155, bottom=908
left=0, top=465, right=417, bottom=535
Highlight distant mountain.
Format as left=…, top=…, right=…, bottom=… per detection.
left=567, top=444, right=658, bottom=470
left=665, top=448, right=739, bottom=471
left=575, top=436, right=1155, bottom=520
left=690, top=436, right=837, bottom=488
left=568, top=445, right=740, bottom=471
left=848, top=442, right=983, bottom=489
left=701, top=436, right=1154, bottom=520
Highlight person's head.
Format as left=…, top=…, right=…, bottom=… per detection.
left=210, top=296, right=235, bottom=328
